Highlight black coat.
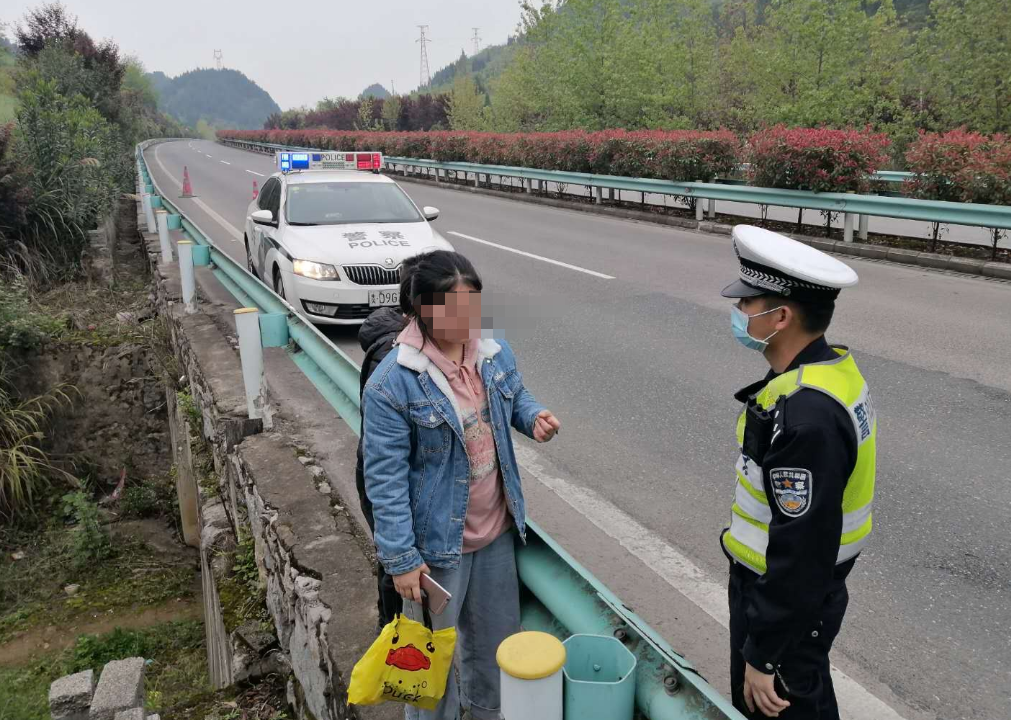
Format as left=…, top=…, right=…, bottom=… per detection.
left=355, top=307, right=406, bottom=529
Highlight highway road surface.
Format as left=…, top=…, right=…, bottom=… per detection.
left=147, top=139, right=1011, bottom=720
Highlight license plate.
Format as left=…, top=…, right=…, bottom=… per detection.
left=369, top=289, right=399, bottom=307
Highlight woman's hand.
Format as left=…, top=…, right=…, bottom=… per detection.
left=533, top=410, right=561, bottom=443
left=393, top=563, right=431, bottom=604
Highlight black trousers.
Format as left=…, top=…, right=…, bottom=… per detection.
left=729, top=564, right=848, bottom=720
left=355, top=460, right=402, bottom=627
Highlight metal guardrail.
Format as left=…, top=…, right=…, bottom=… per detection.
left=220, top=137, right=1011, bottom=231
left=137, top=140, right=743, bottom=720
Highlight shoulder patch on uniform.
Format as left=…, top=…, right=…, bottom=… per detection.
left=769, top=468, right=812, bottom=517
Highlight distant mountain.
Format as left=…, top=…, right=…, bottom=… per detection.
left=423, top=40, right=518, bottom=99
left=147, top=68, right=280, bottom=130
left=360, top=83, right=390, bottom=100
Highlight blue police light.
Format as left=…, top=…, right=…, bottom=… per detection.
left=290, top=153, right=310, bottom=170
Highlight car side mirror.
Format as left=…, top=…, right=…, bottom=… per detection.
left=422, top=206, right=440, bottom=222
left=252, top=209, right=275, bottom=225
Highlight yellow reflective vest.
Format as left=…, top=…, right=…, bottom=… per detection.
left=722, top=348, right=876, bottom=575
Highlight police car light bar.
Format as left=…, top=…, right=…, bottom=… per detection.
left=276, top=151, right=384, bottom=173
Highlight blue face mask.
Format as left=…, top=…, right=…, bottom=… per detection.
left=731, top=305, right=783, bottom=352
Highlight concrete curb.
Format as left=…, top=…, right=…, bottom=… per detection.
left=394, top=173, right=1011, bottom=281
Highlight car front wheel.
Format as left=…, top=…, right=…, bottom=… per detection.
left=244, top=239, right=257, bottom=279
left=273, top=266, right=286, bottom=301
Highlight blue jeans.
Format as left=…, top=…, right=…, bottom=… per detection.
left=404, top=531, right=520, bottom=720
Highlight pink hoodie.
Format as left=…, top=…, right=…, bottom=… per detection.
left=397, top=320, right=511, bottom=553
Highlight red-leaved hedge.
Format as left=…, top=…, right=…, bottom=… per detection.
left=746, top=126, right=891, bottom=194
left=903, top=128, right=1011, bottom=207
left=217, top=129, right=740, bottom=183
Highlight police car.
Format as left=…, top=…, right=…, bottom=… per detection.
left=244, top=150, right=454, bottom=324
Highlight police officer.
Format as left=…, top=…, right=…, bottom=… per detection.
left=719, top=226, right=877, bottom=719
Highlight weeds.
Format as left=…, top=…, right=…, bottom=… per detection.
left=0, top=361, right=74, bottom=521
left=59, top=490, right=112, bottom=568
left=176, top=390, right=201, bottom=427
left=0, top=620, right=208, bottom=720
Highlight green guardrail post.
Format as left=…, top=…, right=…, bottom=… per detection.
left=191, top=245, right=211, bottom=266
left=258, top=313, right=289, bottom=348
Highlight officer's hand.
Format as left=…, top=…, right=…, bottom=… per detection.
left=744, top=662, right=790, bottom=717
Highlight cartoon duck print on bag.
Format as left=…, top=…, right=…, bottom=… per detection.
left=348, top=613, right=457, bottom=709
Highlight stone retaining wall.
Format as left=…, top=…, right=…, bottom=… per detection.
left=139, top=202, right=397, bottom=719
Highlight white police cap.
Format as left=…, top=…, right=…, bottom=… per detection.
left=721, top=225, right=858, bottom=303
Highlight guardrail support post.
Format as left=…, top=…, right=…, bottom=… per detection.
left=843, top=211, right=855, bottom=243
left=178, top=240, right=197, bottom=313
left=524, top=178, right=532, bottom=194
left=234, top=308, right=269, bottom=424
left=859, top=213, right=869, bottom=240
left=708, top=197, right=716, bottom=219
left=474, top=173, right=480, bottom=188
left=434, top=168, right=440, bottom=183
left=594, top=186, right=603, bottom=204
left=142, top=193, right=157, bottom=234
left=156, top=209, right=173, bottom=263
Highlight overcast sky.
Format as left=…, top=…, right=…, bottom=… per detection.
left=2, top=0, right=523, bottom=108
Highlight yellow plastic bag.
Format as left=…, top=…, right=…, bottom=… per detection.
left=348, top=613, right=457, bottom=710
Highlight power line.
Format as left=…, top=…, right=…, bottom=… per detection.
left=213, top=49, right=223, bottom=70
left=416, top=25, right=431, bottom=88
left=471, top=27, right=482, bottom=56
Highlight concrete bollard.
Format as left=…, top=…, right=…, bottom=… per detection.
left=859, top=213, right=869, bottom=240
left=156, top=210, right=173, bottom=263
left=178, top=240, right=196, bottom=313
left=142, top=193, right=157, bottom=235
left=497, top=631, right=565, bottom=720
left=844, top=212, right=855, bottom=243
left=234, top=308, right=267, bottom=421
left=708, top=197, right=716, bottom=219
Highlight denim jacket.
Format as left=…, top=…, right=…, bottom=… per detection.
left=362, top=338, right=545, bottom=576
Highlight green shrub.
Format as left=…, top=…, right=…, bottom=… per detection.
left=10, top=76, right=124, bottom=279
left=59, top=490, right=111, bottom=567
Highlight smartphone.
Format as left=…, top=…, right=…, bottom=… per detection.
left=420, top=573, right=452, bottom=616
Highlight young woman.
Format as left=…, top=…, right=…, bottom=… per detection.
left=362, top=250, right=560, bottom=720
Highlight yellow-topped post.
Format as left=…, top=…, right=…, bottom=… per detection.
left=497, top=631, right=565, bottom=720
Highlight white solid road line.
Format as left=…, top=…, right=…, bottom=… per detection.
left=515, top=443, right=908, bottom=720
left=220, top=161, right=231, bottom=165
left=152, top=145, right=243, bottom=242
left=447, top=231, right=615, bottom=279
left=245, top=170, right=265, bottom=177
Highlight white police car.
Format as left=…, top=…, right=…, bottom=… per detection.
left=244, top=151, right=454, bottom=324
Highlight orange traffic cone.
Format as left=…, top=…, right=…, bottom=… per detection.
left=180, top=166, right=195, bottom=198
left=252, top=180, right=258, bottom=200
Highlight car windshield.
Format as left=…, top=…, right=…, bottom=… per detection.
left=284, top=182, right=423, bottom=225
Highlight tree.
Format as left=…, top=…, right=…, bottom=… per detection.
left=356, top=95, right=380, bottom=131
left=382, top=94, right=402, bottom=130
left=724, top=0, right=904, bottom=129
left=447, top=74, right=486, bottom=130
left=195, top=119, right=216, bottom=140
left=917, top=0, right=1011, bottom=133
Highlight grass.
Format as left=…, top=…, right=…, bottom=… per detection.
left=0, top=620, right=208, bottom=720
left=0, top=94, right=17, bottom=125
left=0, top=520, right=196, bottom=645
left=0, top=621, right=290, bottom=720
